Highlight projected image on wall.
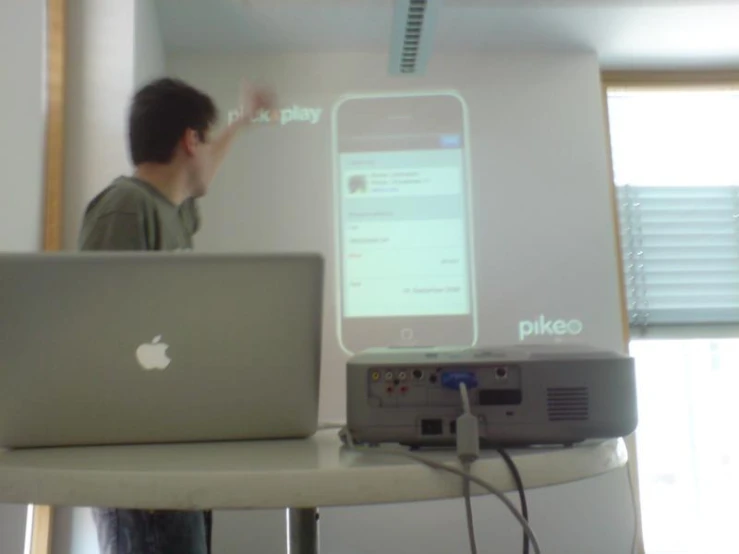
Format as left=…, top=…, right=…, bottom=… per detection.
left=187, top=58, right=620, bottom=365
left=332, top=92, right=477, bottom=354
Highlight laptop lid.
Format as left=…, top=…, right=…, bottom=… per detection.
left=0, top=253, right=323, bottom=448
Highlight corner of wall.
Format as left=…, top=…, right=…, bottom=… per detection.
left=63, top=0, right=136, bottom=249
left=134, top=0, right=167, bottom=87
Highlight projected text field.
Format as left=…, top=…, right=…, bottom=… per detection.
left=344, top=220, right=466, bottom=249
left=344, top=248, right=467, bottom=280
left=342, top=167, right=462, bottom=198
left=343, top=276, right=470, bottom=318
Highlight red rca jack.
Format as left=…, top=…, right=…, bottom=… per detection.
left=386, top=385, right=394, bottom=394
left=400, top=386, right=408, bottom=394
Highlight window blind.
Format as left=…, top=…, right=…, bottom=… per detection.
left=617, top=185, right=739, bottom=330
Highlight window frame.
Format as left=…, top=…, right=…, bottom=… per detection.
left=603, top=72, right=739, bottom=343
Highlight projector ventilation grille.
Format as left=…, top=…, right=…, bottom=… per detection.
left=399, top=0, right=427, bottom=74
left=547, top=387, right=589, bottom=421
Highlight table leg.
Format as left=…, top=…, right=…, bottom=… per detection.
left=287, top=507, right=319, bottom=554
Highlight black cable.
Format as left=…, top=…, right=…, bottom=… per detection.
left=497, top=448, right=529, bottom=554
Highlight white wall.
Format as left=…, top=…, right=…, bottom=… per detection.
left=0, top=0, right=45, bottom=252
left=134, top=0, right=165, bottom=88
left=50, top=507, right=98, bottom=554
left=62, top=0, right=164, bottom=250
left=0, top=0, right=44, bottom=550
left=62, top=0, right=135, bottom=249
left=0, top=505, right=27, bottom=554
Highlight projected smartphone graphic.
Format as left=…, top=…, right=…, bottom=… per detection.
left=333, top=91, right=477, bottom=354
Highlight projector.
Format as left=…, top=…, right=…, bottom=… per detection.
left=345, top=344, right=637, bottom=447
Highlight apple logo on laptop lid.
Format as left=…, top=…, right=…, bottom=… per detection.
left=136, top=335, right=171, bottom=371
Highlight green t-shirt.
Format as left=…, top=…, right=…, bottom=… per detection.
left=78, top=176, right=200, bottom=251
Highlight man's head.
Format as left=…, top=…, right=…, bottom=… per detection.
left=129, top=78, right=218, bottom=198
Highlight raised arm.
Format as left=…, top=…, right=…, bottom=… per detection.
left=206, top=79, right=276, bottom=184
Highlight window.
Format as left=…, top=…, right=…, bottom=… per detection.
left=607, top=87, right=739, bottom=554
left=630, top=338, right=739, bottom=554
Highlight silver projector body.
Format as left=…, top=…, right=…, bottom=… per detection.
left=346, top=344, right=637, bottom=447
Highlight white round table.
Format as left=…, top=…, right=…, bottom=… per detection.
left=0, top=429, right=628, bottom=553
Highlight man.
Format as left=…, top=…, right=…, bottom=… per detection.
left=79, top=77, right=274, bottom=554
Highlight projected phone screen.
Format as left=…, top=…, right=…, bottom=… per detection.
left=333, top=92, right=476, bottom=354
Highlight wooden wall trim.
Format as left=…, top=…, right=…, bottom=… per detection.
left=42, top=0, right=65, bottom=252
left=33, top=0, right=66, bottom=552
left=29, top=506, right=53, bottom=554
left=600, top=80, right=645, bottom=554
left=603, top=69, right=739, bottom=89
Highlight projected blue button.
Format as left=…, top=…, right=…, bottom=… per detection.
left=439, top=134, right=461, bottom=148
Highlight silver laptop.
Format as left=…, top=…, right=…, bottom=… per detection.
left=0, top=253, right=323, bottom=448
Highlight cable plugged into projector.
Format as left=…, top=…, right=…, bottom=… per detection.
left=440, top=371, right=478, bottom=391
left=440, top=372, right=481, bottom=461
left=456, top=386, right=480, bottom=463
left=442, top=373, right=481, bottom=554
left=442, top=376, right=480, bottom=465
left=440, top=371, right=481, bottom=461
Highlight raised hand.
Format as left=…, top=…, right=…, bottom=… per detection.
left=238, top=78, right=277, bottom=124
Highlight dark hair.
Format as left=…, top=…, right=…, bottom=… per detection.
left=128, top=78, right=218, bottom=165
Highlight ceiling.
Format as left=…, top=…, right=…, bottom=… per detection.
left=154, top=0, right=739, bottom=69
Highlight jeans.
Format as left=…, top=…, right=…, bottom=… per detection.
left=92, top=509, right=212, bottom=554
